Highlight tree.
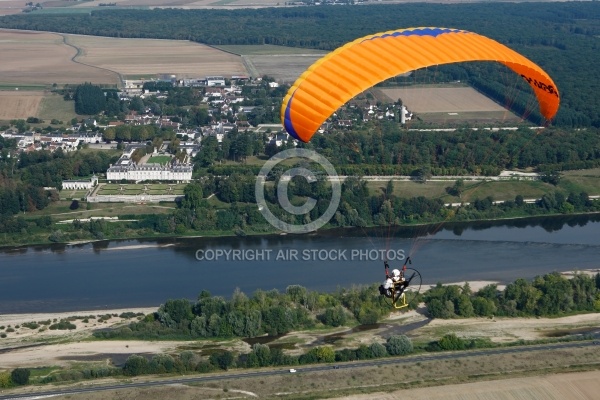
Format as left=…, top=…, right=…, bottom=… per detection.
left=252, top=344, right=272, bottom=367
left=103, top=127, right=116, bottom=142
left=414, top=165, right=432, bottom=184
left=319, top=306, right=346, bottom=327
left=181, top=182, right=203, bottom=210
left=369, top=342, right=388, bottom=358
left=385, top=335, right=413, bottom=356
left=70, top=200, right=80, bottom=210
left=448, top=179, right=464, bottom=198
left=209, top=351, right=234, bottom=370
left=160, top=299, right=193, bottom=325
left=74, top=83, right=106, bottom=115
left=314, top=346, right=335, bottom=363
left=123, top=355, right=148, bottom=376
left=472, top=297, right=497, bottom=317
left=10, top=368, right=30, bottom=386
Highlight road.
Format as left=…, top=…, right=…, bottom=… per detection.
left=1, top=340, right=599, bottom=400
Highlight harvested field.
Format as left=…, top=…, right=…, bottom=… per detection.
left=0, top=91, right=43, bottom=120
left=216, top=44, right=326, bottom=56
left=245, top=53, right=325, bottom=83
left=339, top=370, right=600, bottom=400
left=380, top=87, right=509, bottom=113
left=66, top=35, right=247, bottom=78
left=0, top=29, right=119, bottom=85
left=0, top=0, right=27, bottom=15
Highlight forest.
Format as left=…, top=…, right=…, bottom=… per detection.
left=0, top=2, right=598, bottom=127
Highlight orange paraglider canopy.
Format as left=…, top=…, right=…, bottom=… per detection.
left=281, top=27, right=560, bottom=142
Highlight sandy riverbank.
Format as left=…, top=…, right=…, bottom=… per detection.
left=2, top=278, right=599, bottom=370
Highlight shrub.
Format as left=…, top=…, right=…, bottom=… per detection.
left=438, top=333, right=466, bottom=351
left=49, top=321, right=76, bottom=330
left=11, top=368, right=30, bottom=386
left=385, top=335, right=413, bottom=356
left=0, top=371, right=11, bottom=388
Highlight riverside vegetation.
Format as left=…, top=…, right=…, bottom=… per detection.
left=2, top=272, right=599, bottom=387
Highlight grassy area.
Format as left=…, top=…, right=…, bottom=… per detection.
left=60, top=190, right=89, bottom=200
left=562, top=168, right=600, bottom=177
left=37, top=346, right=600, bottom=400
left=459, top=180, right=557, bottom=202
left=23, top=200, right=177, bottom=220
left=369, top=181, right=449, bottom=199
left=369, top=176, right=600, bottom=203
left=0, top=84, right=48, bottom=90
left=37, top=93, right=77, bottom=123
left=147, top=155, right=172, bottom=164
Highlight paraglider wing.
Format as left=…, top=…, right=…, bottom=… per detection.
left=281, top=27, right=560, bottom=143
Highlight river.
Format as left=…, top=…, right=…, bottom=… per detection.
left=1, top=214, right=599, bottom=314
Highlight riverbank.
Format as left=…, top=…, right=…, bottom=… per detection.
left=2, top=209, right=600, bottom=251
left=2, top=297, right=600, bottom=373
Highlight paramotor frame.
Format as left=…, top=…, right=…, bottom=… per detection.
left=380, top=259, right=422, bottom=310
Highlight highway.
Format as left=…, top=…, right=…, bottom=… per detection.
left=1, top=340, right=598, bottom=400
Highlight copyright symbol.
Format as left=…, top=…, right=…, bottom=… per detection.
left=255, top=149, right=341, bottom=233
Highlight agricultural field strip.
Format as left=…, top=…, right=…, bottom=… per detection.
left=0, top=29, right=119, bottom=86
left=380, top=87, right=509, bottom=113
left=0, top=340, right=596, bottom=400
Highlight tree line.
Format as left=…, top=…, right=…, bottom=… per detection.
left=93, top=283, right=391, bottom=341
left=425, top=272, right=600, bottom=319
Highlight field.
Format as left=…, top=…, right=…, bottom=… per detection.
left=216, top=44, right=326, bottom=82
left=0, top=90, right=44, bottom=120
left=37, top=93, right=77, bottom=122
left=375, top=86, right=523, bottom=125
left=64, top=35, right=246, bottom=78
left=25, top=199, right=177, bottom=220
left=216, top=44, right=326, bottom=56
left=244, top=53, right=324, bottom=84
left=0, top=0, right=290, bottom=15
left=377, top=86, right=522, bottom=124
left=147, top=155, right=172, bottom=164
left=0, top=29, right=247, bottom=87
left=0, top=29, right=119, bottom=86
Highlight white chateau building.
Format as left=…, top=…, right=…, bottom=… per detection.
left=107, top=158, right=193, bottom=182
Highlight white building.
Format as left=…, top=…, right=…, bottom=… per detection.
left=62, top=175, right=98, bottom=190
left=107, top=160, right=193, bottom=182
left=206, top=76, right=226, bottom=86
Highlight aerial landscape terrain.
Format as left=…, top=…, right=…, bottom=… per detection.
left=0, top=1, right=599, bottom=399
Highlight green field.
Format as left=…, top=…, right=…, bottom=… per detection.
left=369, top=176, right=600, bottom=203
left=147, top=155, right=172, bottom=165
left=37, top=93, right=77, bottom=123
left=24, top=200, right=177, bottom=220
